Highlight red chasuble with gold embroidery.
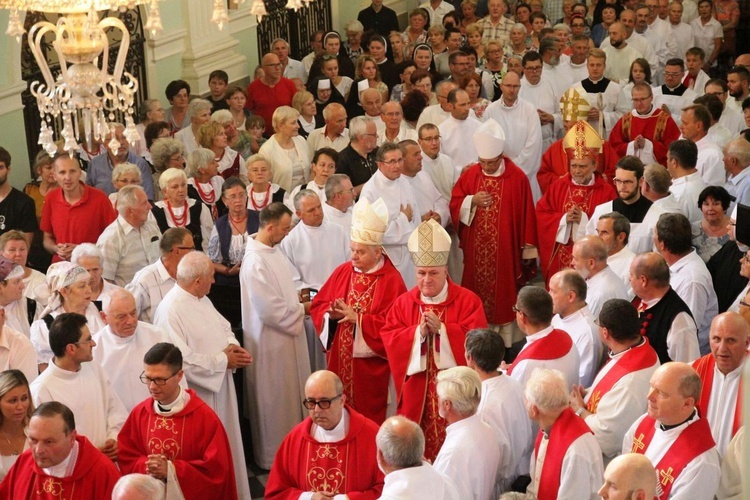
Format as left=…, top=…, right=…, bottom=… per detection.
left=265, top=406, right=384, bottom=499
left=381, top=281, right=487, bottom=461
left=536, top=173, right=617, bottom=282
left=692, top=354, right=744, bottom=436
left=117, top=389, right=238, bottom=500
left=537, top=140, right=618, bottom=194
left=586, top=337, right=659, bottom=413
left=608, top=108, right=681, bottom=166
left=449, top=160, right=538, bottom=325
left=310, top=257, right=407, bottom=424
left=534, top=408, right=593, bottom=500
left=0, top=435, right=120, bottom=499
left=630, top=415, right=715, bottom=499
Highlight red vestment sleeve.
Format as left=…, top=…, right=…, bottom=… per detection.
left=651, top=117, right=681, bottom=165
left=310, top=262, right=349, bottom=335
left=537, top=144, right=567, bottom=195
left=608, top=118, right=629, bottom=157
left=601, top=142, right=618, bottom=190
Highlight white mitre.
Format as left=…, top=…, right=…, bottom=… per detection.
left=350, top=197, right=388, bottom=246
left=473, top=119, right=506, bottom=159
left=408, top=219, right=451, bottom=267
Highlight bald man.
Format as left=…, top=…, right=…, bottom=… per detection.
left=571, top=236, right=628, bottom=317
left=484, top=72, right=544, bottom=201
left=623, top=362, right=720, bottom=499
left=692, top=312, right=749, bottom=455
left=265, top=370, right=385, bottom=498
left=599, top=453, right=657, bottom=499
left=246, top=53, right=299, bottom=136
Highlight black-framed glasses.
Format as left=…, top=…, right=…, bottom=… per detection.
left=176, top=246, right=195, bottom=251
left=512, top=305, right=525, bottom=316
left=140, top=371, right=179, bottom=386
left=303, top=394, right=342, bottom=410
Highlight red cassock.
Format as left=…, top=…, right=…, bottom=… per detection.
left=449, top=160, right=538, bottom=325
left=381, top=281, right=488, bottom=461
left=537, top=139, right=619, bottom=194
left=0, top=435, right=120, bottom=499
left=310, top=257, right=407, bottom=424
left=117, top=389, right=238, bottom=500
left=264, top=405, right=385, bottom=499
left=608, top=108, right=681, bottom=166
left=536, top=174, right=617, bottom=281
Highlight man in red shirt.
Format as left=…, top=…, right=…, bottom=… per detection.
left=41, top=152, right=116, bottom=263
left=246, top=53, right=299, bottom=137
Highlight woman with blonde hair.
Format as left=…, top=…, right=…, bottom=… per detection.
left=355, top=54, right=389, bottom=102
left=292, top=90, right=323, bottom=139
left=151, top=168, right=213, bottom=252
left=464, top=23, right=485, bottom=66
left=403, top=8, right=429, bottom=46
left=0, top=370, right=34, bottom=479
left=460, top=0, right=480, bottom=30
left=212, top=109, right=256, bottom=160
left=197, top=120, right=248, bottom=183
left=258, top=106, right=310, bottom=193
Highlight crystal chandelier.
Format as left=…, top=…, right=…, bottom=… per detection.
left=0, top=1, right=162, bottom=155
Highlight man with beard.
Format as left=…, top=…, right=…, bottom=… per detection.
left=608, top=83, right=681, bottom=165
left=540, top=38, right=574, bottom=100
left=601, top=9, right=658, bottom=78
left=725, top=65, right=750, bottom=114
left=587, top=156, right=653, bottom=236
left=0, top=147, right=37, bottom=245
left=601, top=23, right=641, bottom=84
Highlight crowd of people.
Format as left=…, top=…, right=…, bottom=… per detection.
left=0, top=0, right=748, bottom=497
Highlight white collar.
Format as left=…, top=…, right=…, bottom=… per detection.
left=154, top=387, right=190, bottom=416
left=312, top=408, right=349, bottom=442
left=355, top=256, right=385, bottom=274
left=421, top=280, right=449, bottom=304
left=525, top=325, right=554, bottom=343
left=44, top=440, right=79, bottom=478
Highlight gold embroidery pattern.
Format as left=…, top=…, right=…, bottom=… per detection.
left=586, top=391, right=601, bottom=414
left=37, top=477, right=64, bottom=497
left=473, top=177, right=503, bottom=319
left=552, top=185, right=596, bottom=270
left=148, top=437, right=181, bottom=460
left=659, top=466, right=675, bottom=486
left=631, top=433, right=646, bottom=453
left=145, top=415, right=183, bottom=460
left=335, top=272, right=379, bottom=410
left=420, top=304, right=447, bottom=462
left=306, top=443, right=349, bottom=494
left=307, top=467, right=344, bottom=494
left=149, top=416, right=179, bottom=435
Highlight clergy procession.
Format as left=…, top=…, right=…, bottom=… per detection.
left=3, top=0, right=750, bottom=497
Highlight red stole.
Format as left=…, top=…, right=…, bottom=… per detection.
left=692, top=354, right=743, bottom=436
left=220, top=153, right=241, bottom=180
left=534, top=407, right=593, bottom=500
left=586, top=338, right=658, bottom=413
left=506, top=329, right=573, bottom=376
left=630, top=415, right=715, bottom=499
left=419, top=303, right=447, bottom=462
left=333, top=271, right=380, bottom=411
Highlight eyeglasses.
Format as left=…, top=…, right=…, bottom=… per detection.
left=664, top=71, right=682, bottom=77
left=176, top=246, right=196, bottom=251
left=303, top=394, right=342, bottom=409
left=140, top=371, right=179, bottom=386
left=73, top=337, right=94, bottom=347
left=420, top=135, right=441, bottom=142
left=379, top=158, right=404, bottom=166
left=524, top=66, right=542, bottom=72
left=479, top=156, right=502, bottom=167
left=512, top=305, right=525, bottom=316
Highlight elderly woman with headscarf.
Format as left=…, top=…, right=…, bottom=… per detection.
left=108, top=163, right=143, bottom=208
left=186, top=148, right=225, bottom=221
left=258, top=106, right=310, bottom=193
left=30, top=262, right=106, bottom=371
left=0, top=254, right=34, bottom=336
left=151, top=168, right=213, bottom=252
left=197, top=120, right=248, bottom=184
left=149, top=138, right=185, bottom=201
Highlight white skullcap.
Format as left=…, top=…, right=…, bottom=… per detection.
left=473, top=119, right=506, bottom=159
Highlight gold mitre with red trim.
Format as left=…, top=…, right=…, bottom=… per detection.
left=559, top=87, right=591, bottom=121
left=563, top=120, right=603, bottom=160
left=351, top=197, right=388, bottom=246
left=408, top=219, right=451, bottom=267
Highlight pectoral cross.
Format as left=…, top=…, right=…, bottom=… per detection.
left=631, top=433, right=646, bottom=453
left=659, top=467, right=675, bottom=486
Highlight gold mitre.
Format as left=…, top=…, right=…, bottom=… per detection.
left=351, top=197, right=388, bottom=246
left=563, top=120, right=603, bottom=159
left=408, top=219, right=451, bottom=267
left=559, top=87, right=591, bottom=121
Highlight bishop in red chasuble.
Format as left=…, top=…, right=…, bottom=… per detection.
left=382, top=220, right=488, bottom=461
left=537, top=120, right=617, bottom=282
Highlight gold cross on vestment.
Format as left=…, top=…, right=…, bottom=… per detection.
left=631, top=433, right=646, bottom=453
left=660, top=467, right=675, bottom=486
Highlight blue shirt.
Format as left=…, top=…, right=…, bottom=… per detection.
left=86, top=151, right=155, bottom=199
